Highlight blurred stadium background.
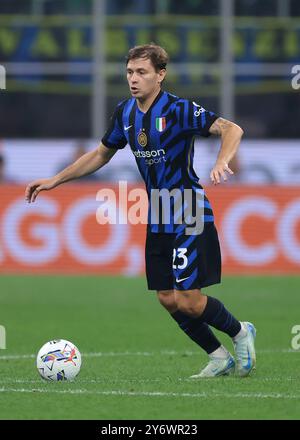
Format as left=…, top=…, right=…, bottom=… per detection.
left=0, top=0, right=299, bottom=276
left=1, top=0, right=300, bottom=420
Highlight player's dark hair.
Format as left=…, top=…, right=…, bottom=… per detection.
left=126, top=44, right=169, bottom=72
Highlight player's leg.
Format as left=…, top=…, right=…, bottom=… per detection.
left=174, top=288, right=242, bottom=338
left=156, top=290, right=177, bottom=314
left=157, top=289, right=223, bottom=359
left=174, top=288, right=256, bottom=377
left=173, top=288, right=235, bottom=377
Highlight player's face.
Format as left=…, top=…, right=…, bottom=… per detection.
left=126, top=58, right=166, bottom=100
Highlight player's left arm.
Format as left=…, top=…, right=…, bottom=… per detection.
left=208, top=117, right=244, bottom=185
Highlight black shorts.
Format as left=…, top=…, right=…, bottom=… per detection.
left=145, top=223, right=221, bottom=291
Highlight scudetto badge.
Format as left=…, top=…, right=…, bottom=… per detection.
left=137, top=130, right=147, bottom=147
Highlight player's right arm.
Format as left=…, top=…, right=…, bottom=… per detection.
left=25, top=143, right=117, bottom=203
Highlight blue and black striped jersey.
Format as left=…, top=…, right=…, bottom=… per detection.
left=102, top=90, right=218, bottom=233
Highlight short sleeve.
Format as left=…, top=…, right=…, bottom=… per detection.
left=177, top=99, right=218, bottom=137
left=102, top=103, right=127, bottom=149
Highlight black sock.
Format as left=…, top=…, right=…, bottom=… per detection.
left=171, top=310, right=221, bottom=354
left=200, top=296, right=241, bottom=338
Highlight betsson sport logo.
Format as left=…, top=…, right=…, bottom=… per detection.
left=133, top=148, right=166, bottom=166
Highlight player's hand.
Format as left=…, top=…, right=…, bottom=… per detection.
left=25, top=178, right=57, bottom=203
left=210, top=161, right=234, bottom=185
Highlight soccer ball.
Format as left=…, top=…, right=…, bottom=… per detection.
left=36, top=339, right=81, bottom=381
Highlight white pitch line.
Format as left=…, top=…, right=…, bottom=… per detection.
left=0, top=378, right=163, bottom=384
left=0, top=352, right=155, bottom=361
left=0, top=387, right=299, bottom=400
left=0, top=348, right=298, bottom=361
left=0, top=376, right=299, bottom=385
left=0, top=354, right=35, bottom=360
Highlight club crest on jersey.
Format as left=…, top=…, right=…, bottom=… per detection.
left=137, top=129, right=148, bottom=147
left=156, top=117, right=166, bottom=132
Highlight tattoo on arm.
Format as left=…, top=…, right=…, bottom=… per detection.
left=209, top=117, right=232, bottom=136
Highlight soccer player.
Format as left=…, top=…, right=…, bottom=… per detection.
left=25, top=44, right=256, bottom=378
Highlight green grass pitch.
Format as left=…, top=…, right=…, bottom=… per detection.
left=0, top=274, right=300, bottom=420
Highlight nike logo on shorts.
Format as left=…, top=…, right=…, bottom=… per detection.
left=175, top=276, right=190, bottom=283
